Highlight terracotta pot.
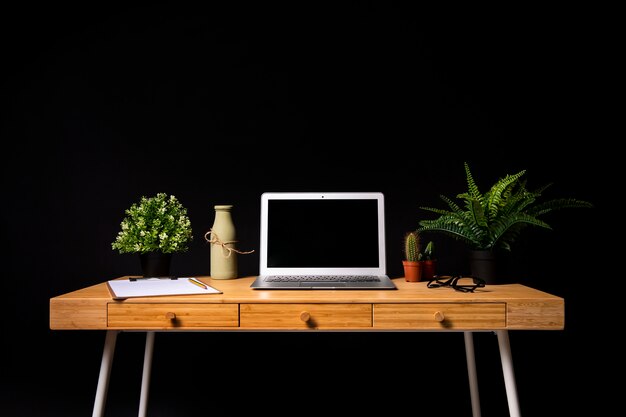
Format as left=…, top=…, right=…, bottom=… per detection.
left=403, top=260, right=422, bottom=282
left=422, top=259, right=437, bottom=280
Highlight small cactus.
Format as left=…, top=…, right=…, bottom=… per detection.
left=423, top=241, right=434, bottom=260
left=404, top=231, right=421, bottom=262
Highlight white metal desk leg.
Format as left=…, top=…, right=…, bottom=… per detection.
left=138, top=331, right=155, bottom=417
left=93, top=330, right=119, bottom=417
left=497, top=330, right=521, bottom=417
left=464, top=332, right=481, bottom=417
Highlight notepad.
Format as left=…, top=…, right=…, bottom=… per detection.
left=106, top=277, right=222, bottom=299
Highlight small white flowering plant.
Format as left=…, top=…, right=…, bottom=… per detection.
left=112, top=193, right=193, bottom=254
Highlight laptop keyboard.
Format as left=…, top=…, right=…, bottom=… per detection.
left=265, top=275, right=381, bottom=282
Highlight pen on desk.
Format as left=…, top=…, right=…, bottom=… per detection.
left=188, top=278, right=208, bottom=290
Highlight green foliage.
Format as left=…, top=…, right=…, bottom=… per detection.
left=423, top=241, right=435, bottom=260
left=111, top=193, right=193, bottom=254
left=404, top=231, right=421, bottom=262
left=417, top=163, right=593, bottom=251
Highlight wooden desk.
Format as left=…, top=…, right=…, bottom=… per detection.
left=50, top=276, right=564, bottom=417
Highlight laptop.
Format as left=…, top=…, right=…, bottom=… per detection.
left=250, top=192, right=396, bottom=289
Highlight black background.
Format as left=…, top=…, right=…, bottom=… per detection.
left=1, top=3, right=615, bottom=416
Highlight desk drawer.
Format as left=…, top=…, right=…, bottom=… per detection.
left=107, top=303, right=239, bottom=328
left=374, top=303, right=506, bottom=329
left=240, top=304, right=372, bottom=329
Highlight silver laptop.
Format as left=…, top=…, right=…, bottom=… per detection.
left=250, top=192, right=396, bottom=290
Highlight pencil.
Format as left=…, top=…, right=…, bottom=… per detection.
left=188, top=278, right=208, bottom=290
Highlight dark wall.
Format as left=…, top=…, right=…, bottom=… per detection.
left=1, top=4, right=612, bottom=416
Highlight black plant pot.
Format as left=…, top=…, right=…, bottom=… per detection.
left=139, top=252, right=172, bottom=277
left=468, top=250, right=498, bottom=284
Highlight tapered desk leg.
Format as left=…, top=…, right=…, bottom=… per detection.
left=464, top=332, right=481, bottom=417
left=497, top=330, right=521, bottom=417
left=138, top=332, right=155, bottom=417
left=93, top=330, right=119, bottom=417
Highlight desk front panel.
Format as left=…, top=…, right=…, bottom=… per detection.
left=374, top=303, right=506, bottom=329
left=107, top=302, right=505, bottom=330
left=108, top=303, right=239, bottom=328
left=240, top=303, right=372, bottom=329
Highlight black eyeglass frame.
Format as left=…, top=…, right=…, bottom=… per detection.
left=427, top=275, right=486, bottom=293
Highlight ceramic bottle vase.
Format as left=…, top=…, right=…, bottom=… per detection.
left=209, top=205, right=238, bottom=279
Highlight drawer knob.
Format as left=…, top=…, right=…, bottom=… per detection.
left=434, top=311, right=445, bottom=322
left=165, top=312, right=177, bottom=320
left=300, top=311, right=311, bottom=322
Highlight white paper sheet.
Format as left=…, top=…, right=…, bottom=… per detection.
left=107, top=277, right=221, bottom=299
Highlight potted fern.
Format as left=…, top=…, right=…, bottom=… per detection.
left=417, top=162, right=592, bottom=283
left=402, top=231, right=422, bottom=282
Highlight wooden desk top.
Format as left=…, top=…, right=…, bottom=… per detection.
left=50, top=276, right=564, bottom=331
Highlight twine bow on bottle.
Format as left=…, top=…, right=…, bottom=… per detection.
left=204, top=229, right=255, bottom=258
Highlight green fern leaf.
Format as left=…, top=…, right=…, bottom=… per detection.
left=496, top=223, right=529, bottom=251
left=419, top=206, right=454, bottom=216
left=464, top=162, right=482, bottom=201
left=489, top=213, right=552, bottom=248
left=533, top=182, right=553, bottom=195
left=464, top=197, right=487, bottom=227
left=486, top=169, right=526, bottom=220
left=417, top=221, right=481, bottom=247
left=528, top=198, right=593, bottom=217
left=515, top=188, right=537, bottom=208
left=439, top=194, right=464, bottom=214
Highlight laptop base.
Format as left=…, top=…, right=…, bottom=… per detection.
left=250, top=276, right=397, bottom=290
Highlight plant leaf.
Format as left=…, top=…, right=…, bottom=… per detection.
left=466, top=197, right=487, bottom=227
left=464, top=162, right=482, bottom=201
left=527, top=198, right=594, bottom=217
left=417, top=220, right=481, bottom=247
left=490, top=213, right=552, bottom=248
left=486, top=169, right=526, bottom=220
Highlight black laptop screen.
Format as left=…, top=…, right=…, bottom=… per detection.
left=267, top=199, right=380, bottom=268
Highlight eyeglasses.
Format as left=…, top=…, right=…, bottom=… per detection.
left=427, top=275, right=486, bottom=293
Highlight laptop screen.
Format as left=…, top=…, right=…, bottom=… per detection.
left=260, top=192, right=387, bottom=276
left=267, top=198, right=379, bottom=268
